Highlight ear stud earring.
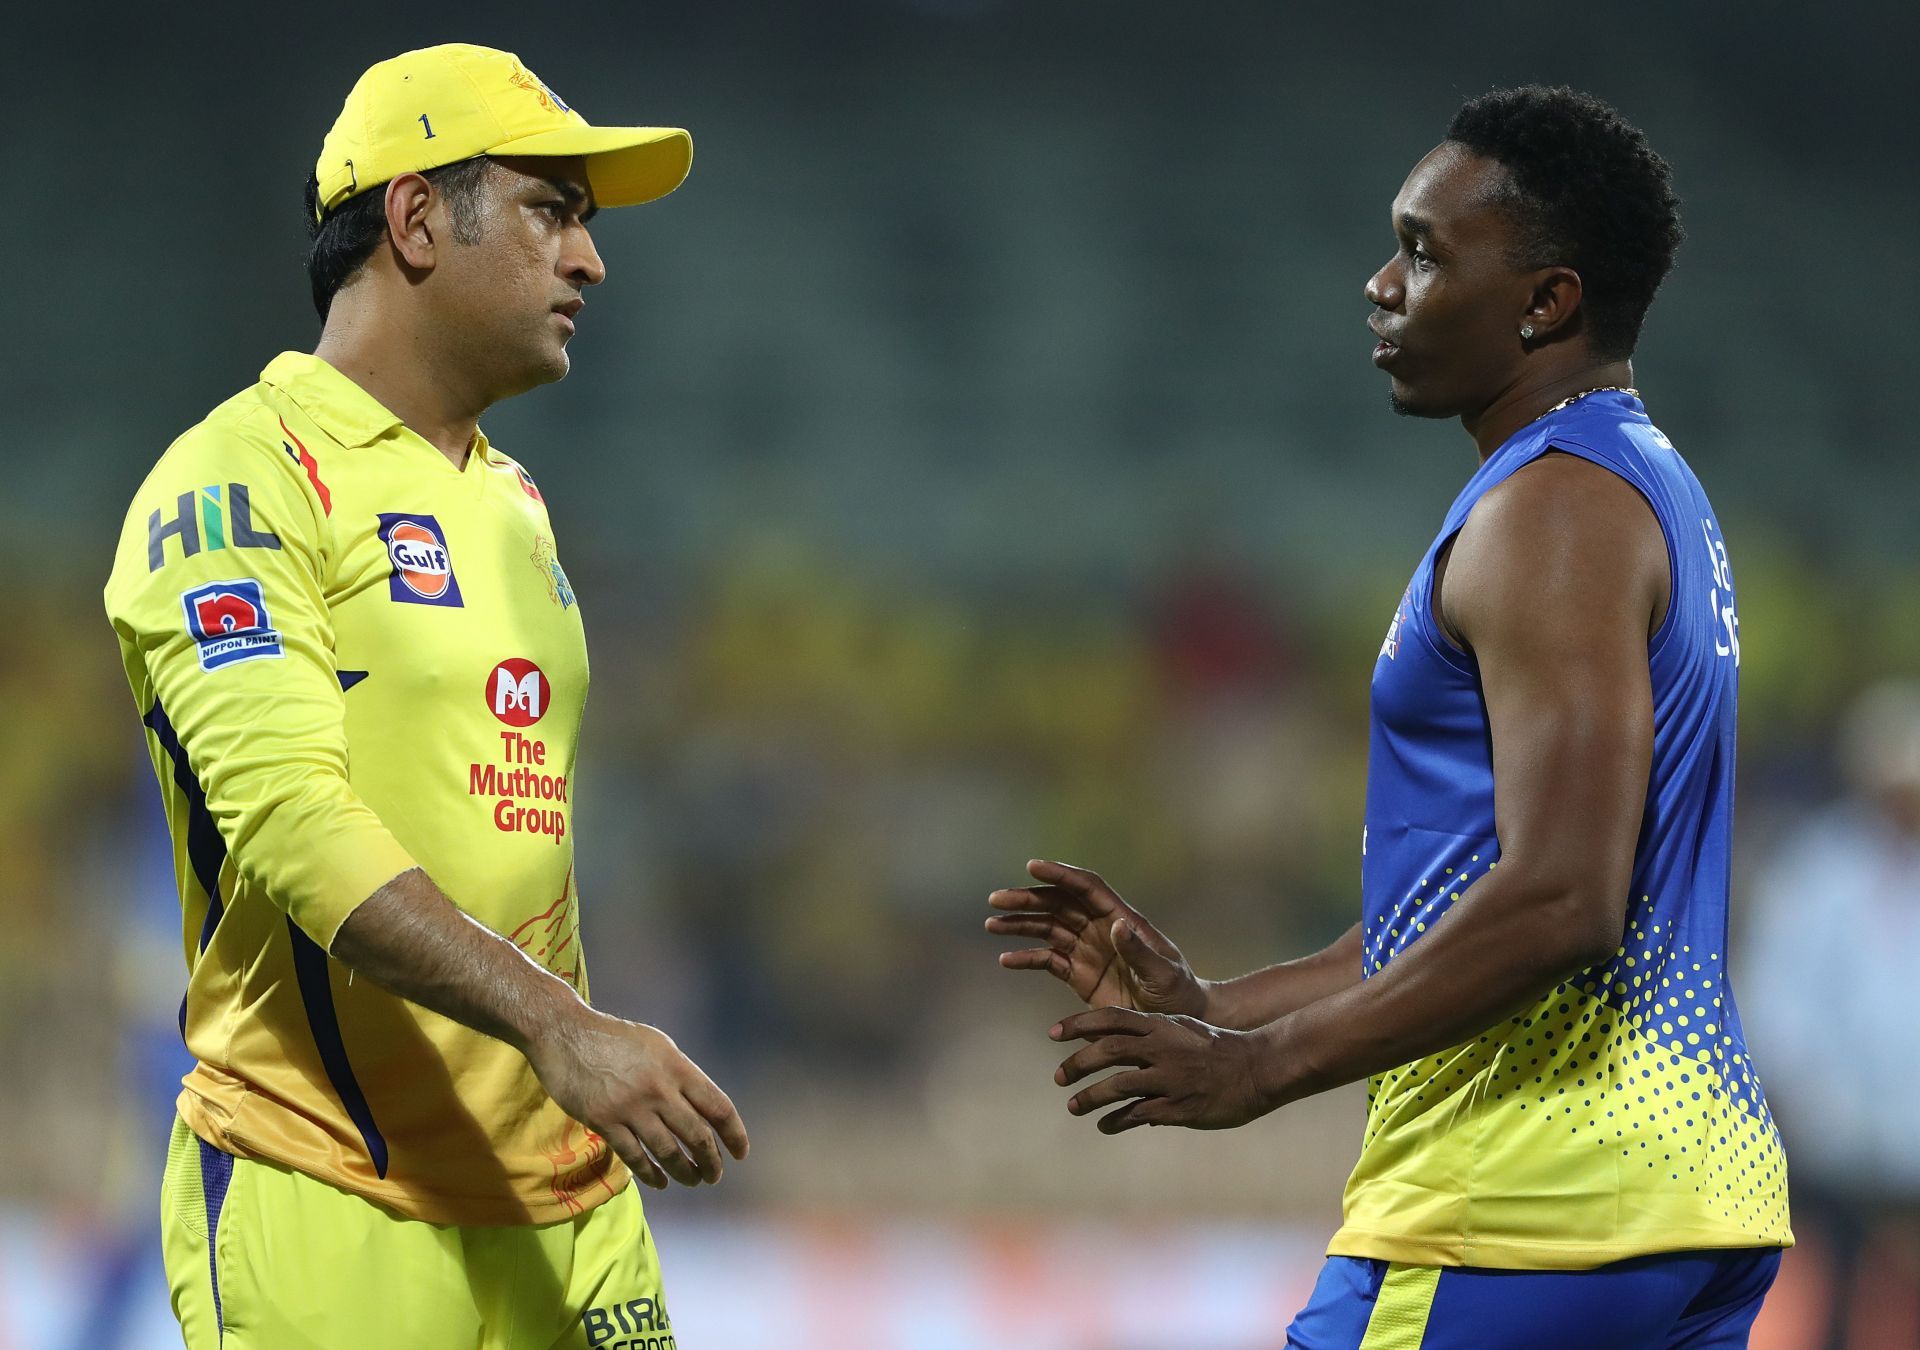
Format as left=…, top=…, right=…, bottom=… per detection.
left=1520, top=324, right=1535, bottom=340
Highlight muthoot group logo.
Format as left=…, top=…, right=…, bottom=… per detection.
left=487, top=658, right=550, bottom=727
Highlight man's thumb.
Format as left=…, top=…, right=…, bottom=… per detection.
left=1112, top=919, right=1169, bottom=979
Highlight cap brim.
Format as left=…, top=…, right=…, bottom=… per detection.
left=486, top=124, right=692, bottom=208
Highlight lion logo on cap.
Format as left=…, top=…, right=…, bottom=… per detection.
left=507, top=61, right=573, bottom=116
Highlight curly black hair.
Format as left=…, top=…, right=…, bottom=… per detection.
left=302, top=157, right=494, bottom=324
left=1447, top=86, right=1683, bottom=360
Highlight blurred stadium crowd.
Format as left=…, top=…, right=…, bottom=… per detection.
left=3, top=1, right=1916, bottom=1345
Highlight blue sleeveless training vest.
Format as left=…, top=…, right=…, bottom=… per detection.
left=1333, top=390, right=1791, bottom=1268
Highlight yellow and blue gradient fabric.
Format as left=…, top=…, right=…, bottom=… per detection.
left=1341, top=391, right=1790, bottom=1269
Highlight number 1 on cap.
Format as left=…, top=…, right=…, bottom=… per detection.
left=419, top=114, right=436, bottom=140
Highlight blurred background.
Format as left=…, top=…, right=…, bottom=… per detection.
left=4, top=1, right=1916, bottom=1345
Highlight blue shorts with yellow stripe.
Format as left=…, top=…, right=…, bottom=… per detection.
left=1285, top=1249, right=1782, bottom=1349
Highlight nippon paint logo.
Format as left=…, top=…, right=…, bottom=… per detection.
left=377, top=513, right=463, bottom=607
left=180, top=578, right=283, bottom=671
left=487, top=658, right=550, bottom=727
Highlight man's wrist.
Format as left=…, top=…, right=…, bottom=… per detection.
left=1244, top=1014, right=1313, bottom=1113
left=1196, top=976, right=1231, bottom=1027
left=504, top=968, right=593, bottom=1059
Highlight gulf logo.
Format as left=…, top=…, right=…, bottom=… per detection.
left=389, top=522, right=451, bottom=596
left=487, top=658, right=550, bottom=727
left=377, top=513, right=464, bottom=607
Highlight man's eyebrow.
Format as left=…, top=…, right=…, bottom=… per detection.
left=539, top=176, right=599, bottom=222
left=1398, top=211, right=1437, bottom=241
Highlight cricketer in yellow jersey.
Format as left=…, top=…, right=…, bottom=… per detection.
left=103, top=43, right=746, bottom=1348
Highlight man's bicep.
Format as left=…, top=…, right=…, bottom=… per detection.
left=1481, top=624, right=1654, bottom=894
left=1449, top=459, right=1660, bottom=912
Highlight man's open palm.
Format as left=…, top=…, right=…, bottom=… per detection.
left=987, top=859, right=1206, bottom=1018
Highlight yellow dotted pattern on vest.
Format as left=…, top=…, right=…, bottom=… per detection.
left=1360, top=862, right=1790, bottom=1240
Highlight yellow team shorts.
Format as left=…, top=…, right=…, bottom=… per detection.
left=160, top=1115, right=673, bottom=1349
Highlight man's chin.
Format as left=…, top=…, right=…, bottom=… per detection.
left=1385, top=380, right=1452, bottom=419
left=493, top=350, right=570, bottom=403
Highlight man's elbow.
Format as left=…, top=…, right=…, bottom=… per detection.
left=1542, top=886, right=1631, bottom=974
left=1493, top=857, right=1630, bottom=975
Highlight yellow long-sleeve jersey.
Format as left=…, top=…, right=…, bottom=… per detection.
left=104, top=351, right=628, bottom=1225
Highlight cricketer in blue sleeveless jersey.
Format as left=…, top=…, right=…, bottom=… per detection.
left=989, top=85, right=1789, bottom=1348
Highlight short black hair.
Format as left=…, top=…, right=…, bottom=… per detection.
left=303, top=156, right=494, bottom=323
left=1446, top=86, right=1683, bottom=359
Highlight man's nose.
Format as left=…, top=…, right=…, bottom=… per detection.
left=1364, top=263, right=1402, bottom=310
left=565, top=225, right=606, bottom=287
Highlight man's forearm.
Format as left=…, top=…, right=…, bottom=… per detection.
left=329, top=867, right=586, bottom=1056
left=1252, top=870, right=1616, bottom=1107
left=329, top=867, right=751, bottom=1191
left=1205, top=923, right=1364, bottom=1030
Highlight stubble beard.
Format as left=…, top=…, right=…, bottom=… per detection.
left=1386, top=381, right=1456, bottom=420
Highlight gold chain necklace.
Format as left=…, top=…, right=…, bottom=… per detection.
left=1536, top=385, right=1639, bottom=421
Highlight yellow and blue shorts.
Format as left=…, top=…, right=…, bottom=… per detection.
left=160, top=1116, right=673, bottom=1349
left=1285, top=1249, right=1782, bottom=1349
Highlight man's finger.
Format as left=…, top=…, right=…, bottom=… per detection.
left=1096, top=1098, right=1162, bottom=1135
left=1025, top=860, right=1114, bottom=902
left=1055, top=1035, right=1153, bottom=1087
left=632, top=1116, right=702, bottom=1187
left=983, top=914, right=1065, bottom=941
left=1066, top=1068, right=1156, bottom=1117
left=684, top=1078, right=752, bottom=1161
left=999, top=947, right=1070, bottom=977
left=606, top=1123, right=668, bottom=1190
left=1053, top=1006, right=1156, bottom=1042
left=987, top=885, right=1084, bottom=919
left=657, top=1096, right=726, bottom=1184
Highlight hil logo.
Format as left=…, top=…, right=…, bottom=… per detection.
left=486, top=658, right=550, bottom=727
left=147, top=483, right=283, bottom=572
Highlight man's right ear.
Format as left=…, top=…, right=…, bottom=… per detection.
left=384, top=173, right=439, bottom=272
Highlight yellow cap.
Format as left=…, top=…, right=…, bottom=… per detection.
left=313, top=43, right=690, bottom=223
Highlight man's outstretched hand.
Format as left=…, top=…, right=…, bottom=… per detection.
left=1050, top=1005, right=1280, bottom=1135
left=986, top=860, right=1208, bottom=1018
